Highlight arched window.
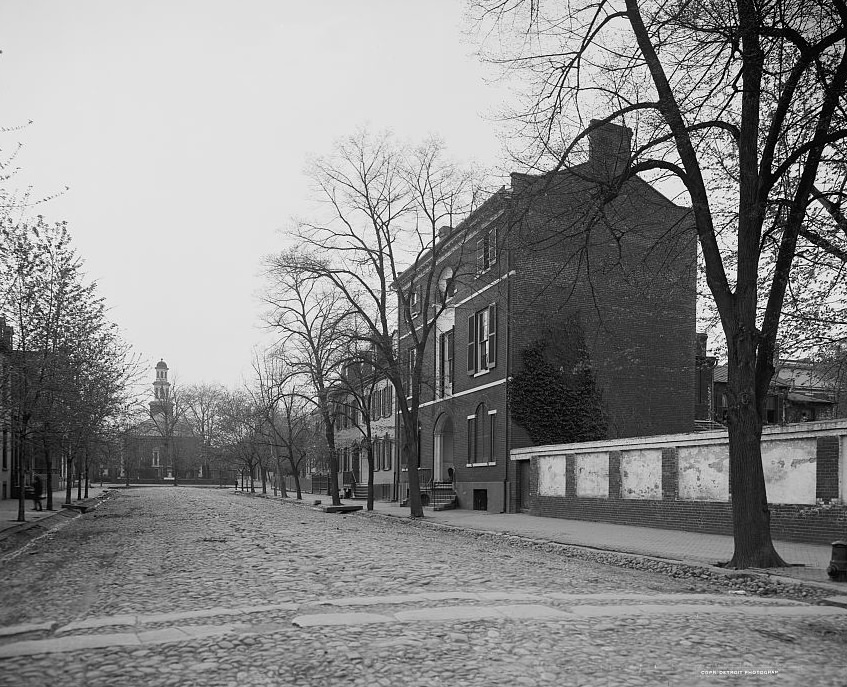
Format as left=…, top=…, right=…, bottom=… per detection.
left=468, top=403, right=488, bottom=464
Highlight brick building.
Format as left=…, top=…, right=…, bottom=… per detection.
left=121, top=361, right=202, bottom=482
left=396, top=121, right=697, bottom=513
left=331, top=365, right=397, bottom=502
left=713, top=359, right=839, bottom=425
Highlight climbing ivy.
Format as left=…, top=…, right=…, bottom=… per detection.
left=509, top=327, right=607, bottom=446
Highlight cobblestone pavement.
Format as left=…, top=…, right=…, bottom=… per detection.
left=0, top=488, right=845, bottom=686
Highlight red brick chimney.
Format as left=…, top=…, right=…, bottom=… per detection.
left=588, top=119, right=633, bottom=182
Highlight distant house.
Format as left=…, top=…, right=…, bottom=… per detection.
left=713, top=360, right=839, bottom=425
left=331, top=355, right=397, bottom=502
left=395, top=120, right=698, bottom=513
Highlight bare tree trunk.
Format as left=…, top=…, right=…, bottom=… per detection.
left=15, top=431, right=26, bottom=522
left=367, top=443, right=374, bottom=511
left=65, top=454, right=73, bottom=504
left=44, top=442, right=54, bottom=511
left=323, top=425, right=341, bottom=506
left=724, top=335, right=786, bottom=568
left=404, top=417, right=423, bottom=517
left=83, top=447, right=90, bottom=499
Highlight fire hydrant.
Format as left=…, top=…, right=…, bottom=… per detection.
left=827, top=541, right=847, bottom=582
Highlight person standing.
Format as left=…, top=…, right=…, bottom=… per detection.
left=32, top=475, right=43, bottom=511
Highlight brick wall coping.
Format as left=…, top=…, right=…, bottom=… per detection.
left=510, top=418, right=847, bottom=459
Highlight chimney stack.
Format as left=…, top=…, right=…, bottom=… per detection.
left=588, top=119, right=633, bottom=182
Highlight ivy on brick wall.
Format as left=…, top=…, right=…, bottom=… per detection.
left=509, top=328, right=607, bottom=446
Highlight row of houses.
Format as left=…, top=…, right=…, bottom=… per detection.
left=308, top=121, right=844, bottom=518
left=0, top=316, right=78, bottom=501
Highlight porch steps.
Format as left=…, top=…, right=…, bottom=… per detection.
left=400, top=482, right=457, bottom=510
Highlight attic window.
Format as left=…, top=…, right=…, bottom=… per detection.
left=438, top=267, right=456, bottom=300
left=477, top=227, right=497, bottom=273
left=409, top=289, right=420, bottom=317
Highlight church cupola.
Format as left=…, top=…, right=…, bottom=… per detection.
left=150, top=359, right=172, bottom=415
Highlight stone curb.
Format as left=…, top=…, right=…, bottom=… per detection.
left=345, top=504, right=847, bottom=598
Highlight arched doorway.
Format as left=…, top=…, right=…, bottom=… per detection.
left=433, top=413, right=454, bottom=482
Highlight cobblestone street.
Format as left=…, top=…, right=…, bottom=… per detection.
left=1, top=487, right=846, bottom=686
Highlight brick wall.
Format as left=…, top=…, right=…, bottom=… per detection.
left=530, top=495, right=847, bottom=546
left=516, top=420, right=847, bottom=545
left=507, top=170, right=697, bottom=441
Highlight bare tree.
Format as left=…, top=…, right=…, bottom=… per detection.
left=182, top=382, right=226, bottom=480
left=271, top=130, right=482, bottom=517
left=1, top=218, right=138, bottom=516
left=263, top=260, right=354, bottom=506
left=251, top=351, right=318, bottom=500
left=472, top=0, right=847, bottom=567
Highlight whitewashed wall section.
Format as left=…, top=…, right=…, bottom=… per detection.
left=576, top=453, right=608, bottom=498
left=678, top=444, right=729, bottom=501
left=518, top=421, right=845, bottom=505
left=537, top=454, right=568, bottom=497
left=620, top=449, right=662, bottom=499
left=761, top=439, right=815, bottom=504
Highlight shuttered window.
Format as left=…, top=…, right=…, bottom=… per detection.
left=467, top=305, right=498, bottom=374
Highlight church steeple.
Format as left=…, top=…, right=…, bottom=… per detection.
left=150, top=359, right=172, bottom=415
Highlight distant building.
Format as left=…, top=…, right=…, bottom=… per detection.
left=122, top=360, right=202, bottom=481
left=331, top=354, right=397, bottom=502
left=713, top=360, right=839, bottom=425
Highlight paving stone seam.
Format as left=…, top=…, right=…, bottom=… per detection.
left=5, top=590, right=812, bottom=639
left=2, top=601, right=845, bottom=659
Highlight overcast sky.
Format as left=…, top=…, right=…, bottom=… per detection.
left=1, top=0, right=510, bottom=390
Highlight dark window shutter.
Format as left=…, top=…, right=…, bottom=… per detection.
left=467, top=313, right=476, bottom=374
left=488, top=304, right=497, bottom=368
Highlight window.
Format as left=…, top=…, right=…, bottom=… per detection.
left=438, top=267, right=456, bottom=300
left=765, top=395, right=777, bottom=424
left=439, top=328, right=455, bottom=397
left=477, top=227, right=497, bottom=273
left=406, top=348, right=417, bottom=396
left=384, top=437, right=393, bottom=470
left=409, top=289, right=420, bottom=317
left=467, top=305, right=497, bottom=375
left=152, top=450, right=160, bottom=467
left=468, top=406, right=496, bottom=464
left=384, top=386, right=392, bottom=416
left=373, top=439, right=381, bottom=471
left=489, top=411, right=497, bottom=463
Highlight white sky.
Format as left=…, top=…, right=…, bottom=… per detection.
left=1, top=0, right=509, bottom=389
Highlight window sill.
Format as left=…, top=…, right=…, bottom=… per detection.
left=473, top=369, right=491, bottom=378
left=466, top=461, right=496, bottom=468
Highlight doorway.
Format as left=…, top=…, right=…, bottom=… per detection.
left=433, top=413, right=454, bottom=482
left=518, top=460, right=531, bottom=512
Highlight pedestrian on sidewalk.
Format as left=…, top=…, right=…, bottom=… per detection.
left=32, top=475, right=43, bottom=511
